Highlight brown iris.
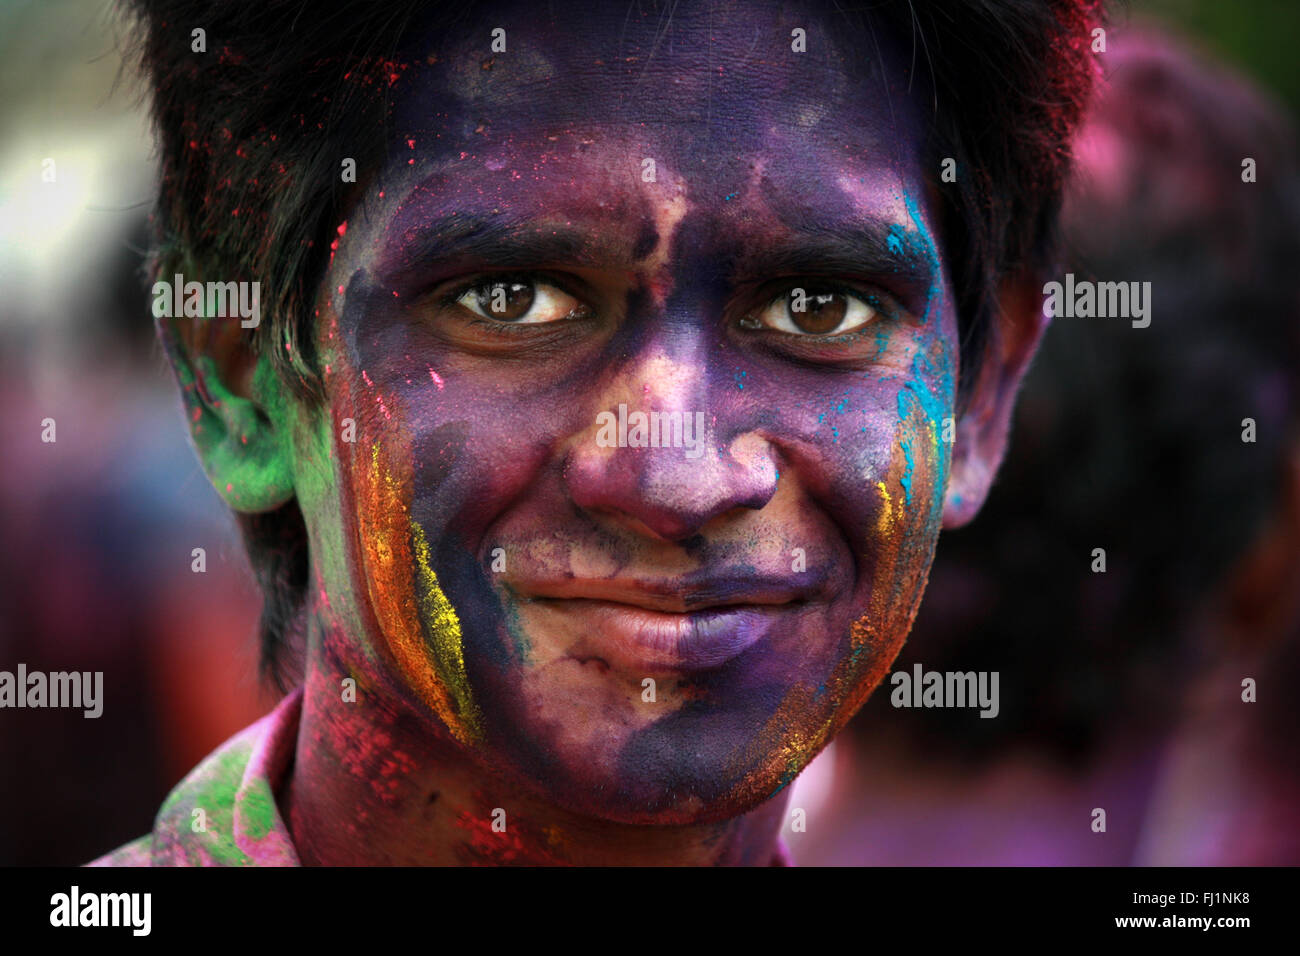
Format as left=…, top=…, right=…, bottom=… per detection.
left=476, top=280, right=535, bottom=320
left=788, top=289, right=847, bottom=333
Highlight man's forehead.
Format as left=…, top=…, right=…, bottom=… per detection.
left=358, top=0, right=936, bottom=297
left=374, top=148, right=920, bottom=273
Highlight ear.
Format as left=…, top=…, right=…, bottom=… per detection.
left=162, top=312, right=295, bottom=513
left=942, top=271, right=1048, bottom=529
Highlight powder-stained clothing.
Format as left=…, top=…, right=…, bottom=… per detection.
left=90, top=688, right=303, bottom=866
left=89, top=686, right=795, bottom=866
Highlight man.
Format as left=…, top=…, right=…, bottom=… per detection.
left=94, top=0, right=1100, bottom=865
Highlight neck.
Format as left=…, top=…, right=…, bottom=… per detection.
left=282, top=623, right=790, bottom=866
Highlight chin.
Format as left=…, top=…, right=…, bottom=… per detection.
left=474, top=672, right=859, bottom=825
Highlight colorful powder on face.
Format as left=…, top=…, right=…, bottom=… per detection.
left=771, top=696, right=836, bottom=790
left=886, top=223, right=907, bottom=257
left=728, top=450, right=923, bottom=805
left=901, top=191, right=944, bottom=326
left=412, top=520, right=483, bottom=738
left=727, top=682, right=836, bottom=802
left=855, top=475, right=906, bottom=661
left=875, top=480, right=896, bottom=535
left=899, top=437, right=915, bottom=506
left=900, top=349, right=955, bottom=520
left=828, top=329, right=956, bottom=732
left=823, top=392, right=945, bottom=746
left=357, top=441, right=482, bottom=746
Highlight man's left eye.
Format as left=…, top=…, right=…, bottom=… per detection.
left=455, top=277, right=584, bottom=324
left=750, top=286, right=880, bottom=336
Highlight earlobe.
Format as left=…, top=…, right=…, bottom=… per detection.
left=164, top=315, right=296, bottom=513
left=942, top=273, right=1049, bottom=529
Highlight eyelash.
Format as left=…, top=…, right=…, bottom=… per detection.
left=746, top=281, right=902, bottom=337
left=435, top=271, right=590, bottom=335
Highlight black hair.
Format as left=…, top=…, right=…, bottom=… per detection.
left=121, top=0, right=1103, bottom=688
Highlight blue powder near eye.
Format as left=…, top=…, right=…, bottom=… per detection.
left=896, top=389, right=912, bottom=422
left=897, top=350, right=958, bottom=518
left=874, top=324, right=890, bottom=358
left=886, top=224, right=907, bottom=258
left=734, top=369, right=747, bottom=390
left=901, top=191, right=943, bottom=325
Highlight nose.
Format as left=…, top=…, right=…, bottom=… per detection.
left=564, top=336, right=778, bottom=543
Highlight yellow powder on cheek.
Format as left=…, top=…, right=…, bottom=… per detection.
left=358, top=442, right=482, bottom=745
left=412, top=521, right=483, bottom=741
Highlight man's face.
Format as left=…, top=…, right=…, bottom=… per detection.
left=297, top=0, right=957, bottom=823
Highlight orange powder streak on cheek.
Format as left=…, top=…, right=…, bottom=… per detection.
left=352, top=435, right=481, bottom=746
left=329, top=341, right=483, bottom=745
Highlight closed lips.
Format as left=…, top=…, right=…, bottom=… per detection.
left=509, top=576, right=812, bottom=612
left=507, top=575, right=812, bottom=671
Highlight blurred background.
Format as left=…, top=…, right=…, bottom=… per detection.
left=0, top=0, right=1296, bottom=864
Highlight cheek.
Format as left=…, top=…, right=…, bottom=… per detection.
left=767, top=325, right=954, bottom=553
left=321, top=324, right=488, bottom=748
left=331, top=310, right=534, bottom=548
left=848, top=352, right=954, bottom=680
left=325, top=299, right=612, bottom=754
left=780, top=335, right=954, bottom=715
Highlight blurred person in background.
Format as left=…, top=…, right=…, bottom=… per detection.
left=793, top=25, right=1300, bottom=865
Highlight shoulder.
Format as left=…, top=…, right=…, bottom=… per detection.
left=86, top=690, right=301, bottom=867
left=149, top=713, right=272, bottom=865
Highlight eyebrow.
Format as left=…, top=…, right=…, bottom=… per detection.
left=378, top=207, right=939, bottom=299
left=725, top=219, right=938, bottom=291
left=378, top=213, right=616, bottom=289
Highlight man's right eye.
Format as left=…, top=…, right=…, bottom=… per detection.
left=454, top=277, right=587, bottom=324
